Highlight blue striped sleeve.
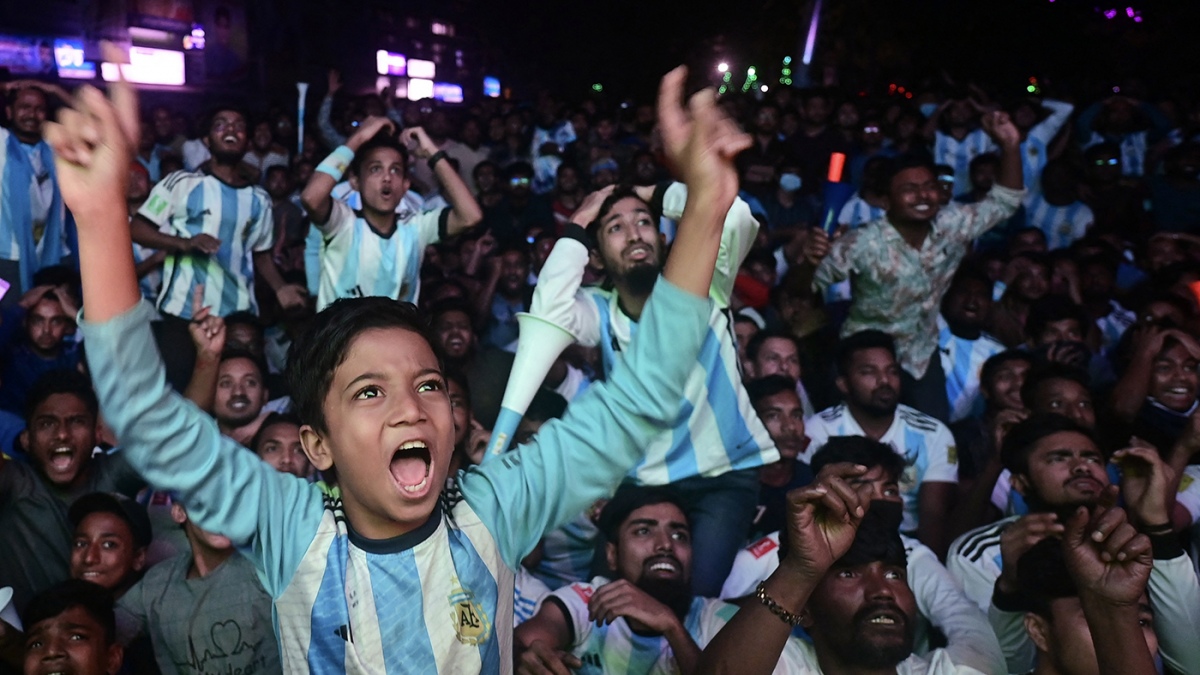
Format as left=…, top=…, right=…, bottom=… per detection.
left=458, top=278, right=713, bottom=569
left=79, top=300, right=325, bottom=596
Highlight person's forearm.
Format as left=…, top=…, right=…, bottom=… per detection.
left=134, top=252, right=165, bottom=280
left=996, top=140, right=1024, bottom=191
left=1080, top=599, right=1157, bottom=675
left=473, top=264, right=502, bottom=330
left=663, top=199, right=726, bottom=299
left=183, top=351, right=219, bottom=412
left=81, top=206, right=141, bottom=322
left=697, top=564, right=815, bottom=675
left=434, top=159, right=482, bottom=236
left=130, top=216, right=187, bottom=254
left=664, top=621, right=702, bottom=675
left=1111, top=354, right=1154, bottom=422
left=253, top=251, right=286, bottom=294
left=922, top=103, right=947, bottom=142
left=317, top=95, right=347, bottom=148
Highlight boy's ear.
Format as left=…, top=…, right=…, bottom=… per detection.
left=348, top=173, right=360, bottom=193
left=132, top=546, right=147, bottom=573
left=105, top=643, right=125, bottom=675
left=170, top=502, right=187, bottom=525
left=1011, top=471, right=1031, bottom=497
left=1024, top=613, right=1052, bottom=653
left=588, top=248, right=606, bottom=271
left=604, top=541, right=618, bottom=574
left=835, top=375, right=849, bottom=397
left=18, top=429, right=28, bottom=455
left=300, top=425, right=335, bottom=472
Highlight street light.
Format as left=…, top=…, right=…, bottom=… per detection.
left=760, top=84, right=769, bottom=92
left=717, top=62, right=729, bottom=73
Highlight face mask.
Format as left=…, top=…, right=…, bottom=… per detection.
left=779, top=173, right=802, bottom=192
left=919, top=102, right=939, bottom=119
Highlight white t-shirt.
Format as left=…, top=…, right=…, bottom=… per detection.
left=803, top=404, right=959, bottom=533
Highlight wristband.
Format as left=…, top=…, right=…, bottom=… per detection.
left=755, top=581, right=803, bottom=627
left=427, top=150, right=449, bottom=170
left=316, top=145, right=355, bottom=181
left=1138, top=520, right=1172, bottom=534
left=1148, top=530, right=1184, bottom=560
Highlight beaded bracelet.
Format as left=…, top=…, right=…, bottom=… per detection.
left=755, top=581, right=803, bottom=627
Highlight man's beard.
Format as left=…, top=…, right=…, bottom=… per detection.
left=614, top=263, right=659, bottom=298
left=211, top=147, right=244, bottom=165
left=842, top=603, right=915, bottom=669
left=635, top=575, right=693, bottom=621
left=854, top=386, right=898, bottom=418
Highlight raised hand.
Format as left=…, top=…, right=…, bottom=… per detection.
left=981, top=110, right=1021, bottom=149
left=187, top=286, right=226, bottom=358
left=568, top=185, right=616, bottom=227
left=1112, top=441, right=1175, bottom=528
left=997, top=513, right=1065, bottom=593
left=1062, top=503, right=1152, bottom=606
left=327, top=69, right=342, bottom=95
left=274, top=283, right=309, bottom=312
left=656, top=66, right=751, bottom=214
left=43, top=42, right=139, bottom=219
left=350, top=115, right=396, bottom=146
left=400, top=126, right=438, bottom=159
left=185, top=233, right=222, bottom=255
left=801, top=227, right=831, bottom=266
left=780, top=463, right=870, bottom=580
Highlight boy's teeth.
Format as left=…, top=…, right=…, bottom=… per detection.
left=402, top=476, right=428, bottom=493
left=400, top=440, right=428, bottom=450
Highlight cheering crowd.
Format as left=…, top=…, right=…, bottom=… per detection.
left=0, top=44, right=1198, bottom=675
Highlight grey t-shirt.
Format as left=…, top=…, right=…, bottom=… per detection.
left=0, top=452, right=144, bottom=613
left=117, top=551, right=281, bottom=675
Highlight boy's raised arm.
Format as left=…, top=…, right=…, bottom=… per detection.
left=459, top=67, right=753, bottom=567
left=44, top=46, right=321, bottom=593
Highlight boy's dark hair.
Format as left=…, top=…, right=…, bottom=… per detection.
left=1025, top=296, right=1089, bottom=342
left=32, top=264, right=80, bottom=290
left=25, top=369, right=98, bottom=424
left=1083, top=141, right=1121, bottom=164
left=224, top=310, right=263, bottom=335
left=524, top=389, right=567, bottom=424
left=598, top=486, right=688, bottom=543
left=202, top=104, right=251, bottom=134
left=1000, top=413, right=1096, bottom=476
left=288, top=298, right=440, bottom=434
left=969, top=152, right=1001, bottom=171
left=249, top=412, right=301, bottom=453
left=836, top=330, right=896, bottom=377
left=220, top=347, right=268, bottom=382
left=745, top=329, right=801, bottom=364
left=1016, top=538, right=1079, bottom=617
left=22, top=579, right=117, bottom=645
left=472, top=160, right=499, bottom=182
left=880, top=153, right=936, bottom=195
left=349, top=133, right=410, bottom=178
left=980, top=350, right=1034, bottom=390
left=745, top=374, right=799, bottom=408
left=428, top=296, right=475, bottom=325
left=810, top=436, right=906, bottom=481
left=505, top=161, right=535, bottom=180
left=585, top=186, right=649, bottom=244
left=1020, top=363, right=1091, bottom=411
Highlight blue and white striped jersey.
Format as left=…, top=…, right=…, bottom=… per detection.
left=1020, top=100, right=1074, bottom=197
left=532, top=183, right=778, bottom=486
left=937, top=315, right=1006, bottom=423
left=137, top=170, right=274, bottom=319
left=514, top=567, right=551, bottom=626
left=1084, top=130, right=1150, bottom=177
left=1023, top=194, right=1093, bottom=250
left=82, top=276, right=713, bottom=675
left=312, top=199, right=446, bottom=311
left=532, top=511, right=601, bottom=590
left=1095, top=300, right=1136, bottom=355
left=552, top=577, right=737, bottom=675
left=933, top=129, right=996, bottom=195
left=836, top=194, right=886, bottom=229
left=802, top=404, right=958, bottom=534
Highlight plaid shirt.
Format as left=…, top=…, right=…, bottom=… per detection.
left=814, top=185, right=1023, bottom=377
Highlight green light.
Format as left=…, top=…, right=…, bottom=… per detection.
left=592, top=83, right=603, bottom=92
left=747, top=66, right=757, bottom=76
left=718, top=85, right=727, bottom=95
left=1026, top=85, right=1036, bottom=93
left=723, top=71, right=732, bottom=82
left=783, top=56, right=792, bottom=64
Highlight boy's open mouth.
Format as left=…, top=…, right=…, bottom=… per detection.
left=390, top=441, right=432, bottom=494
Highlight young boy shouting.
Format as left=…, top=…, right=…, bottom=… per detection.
left=45, top=49, right=751, bottom=674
